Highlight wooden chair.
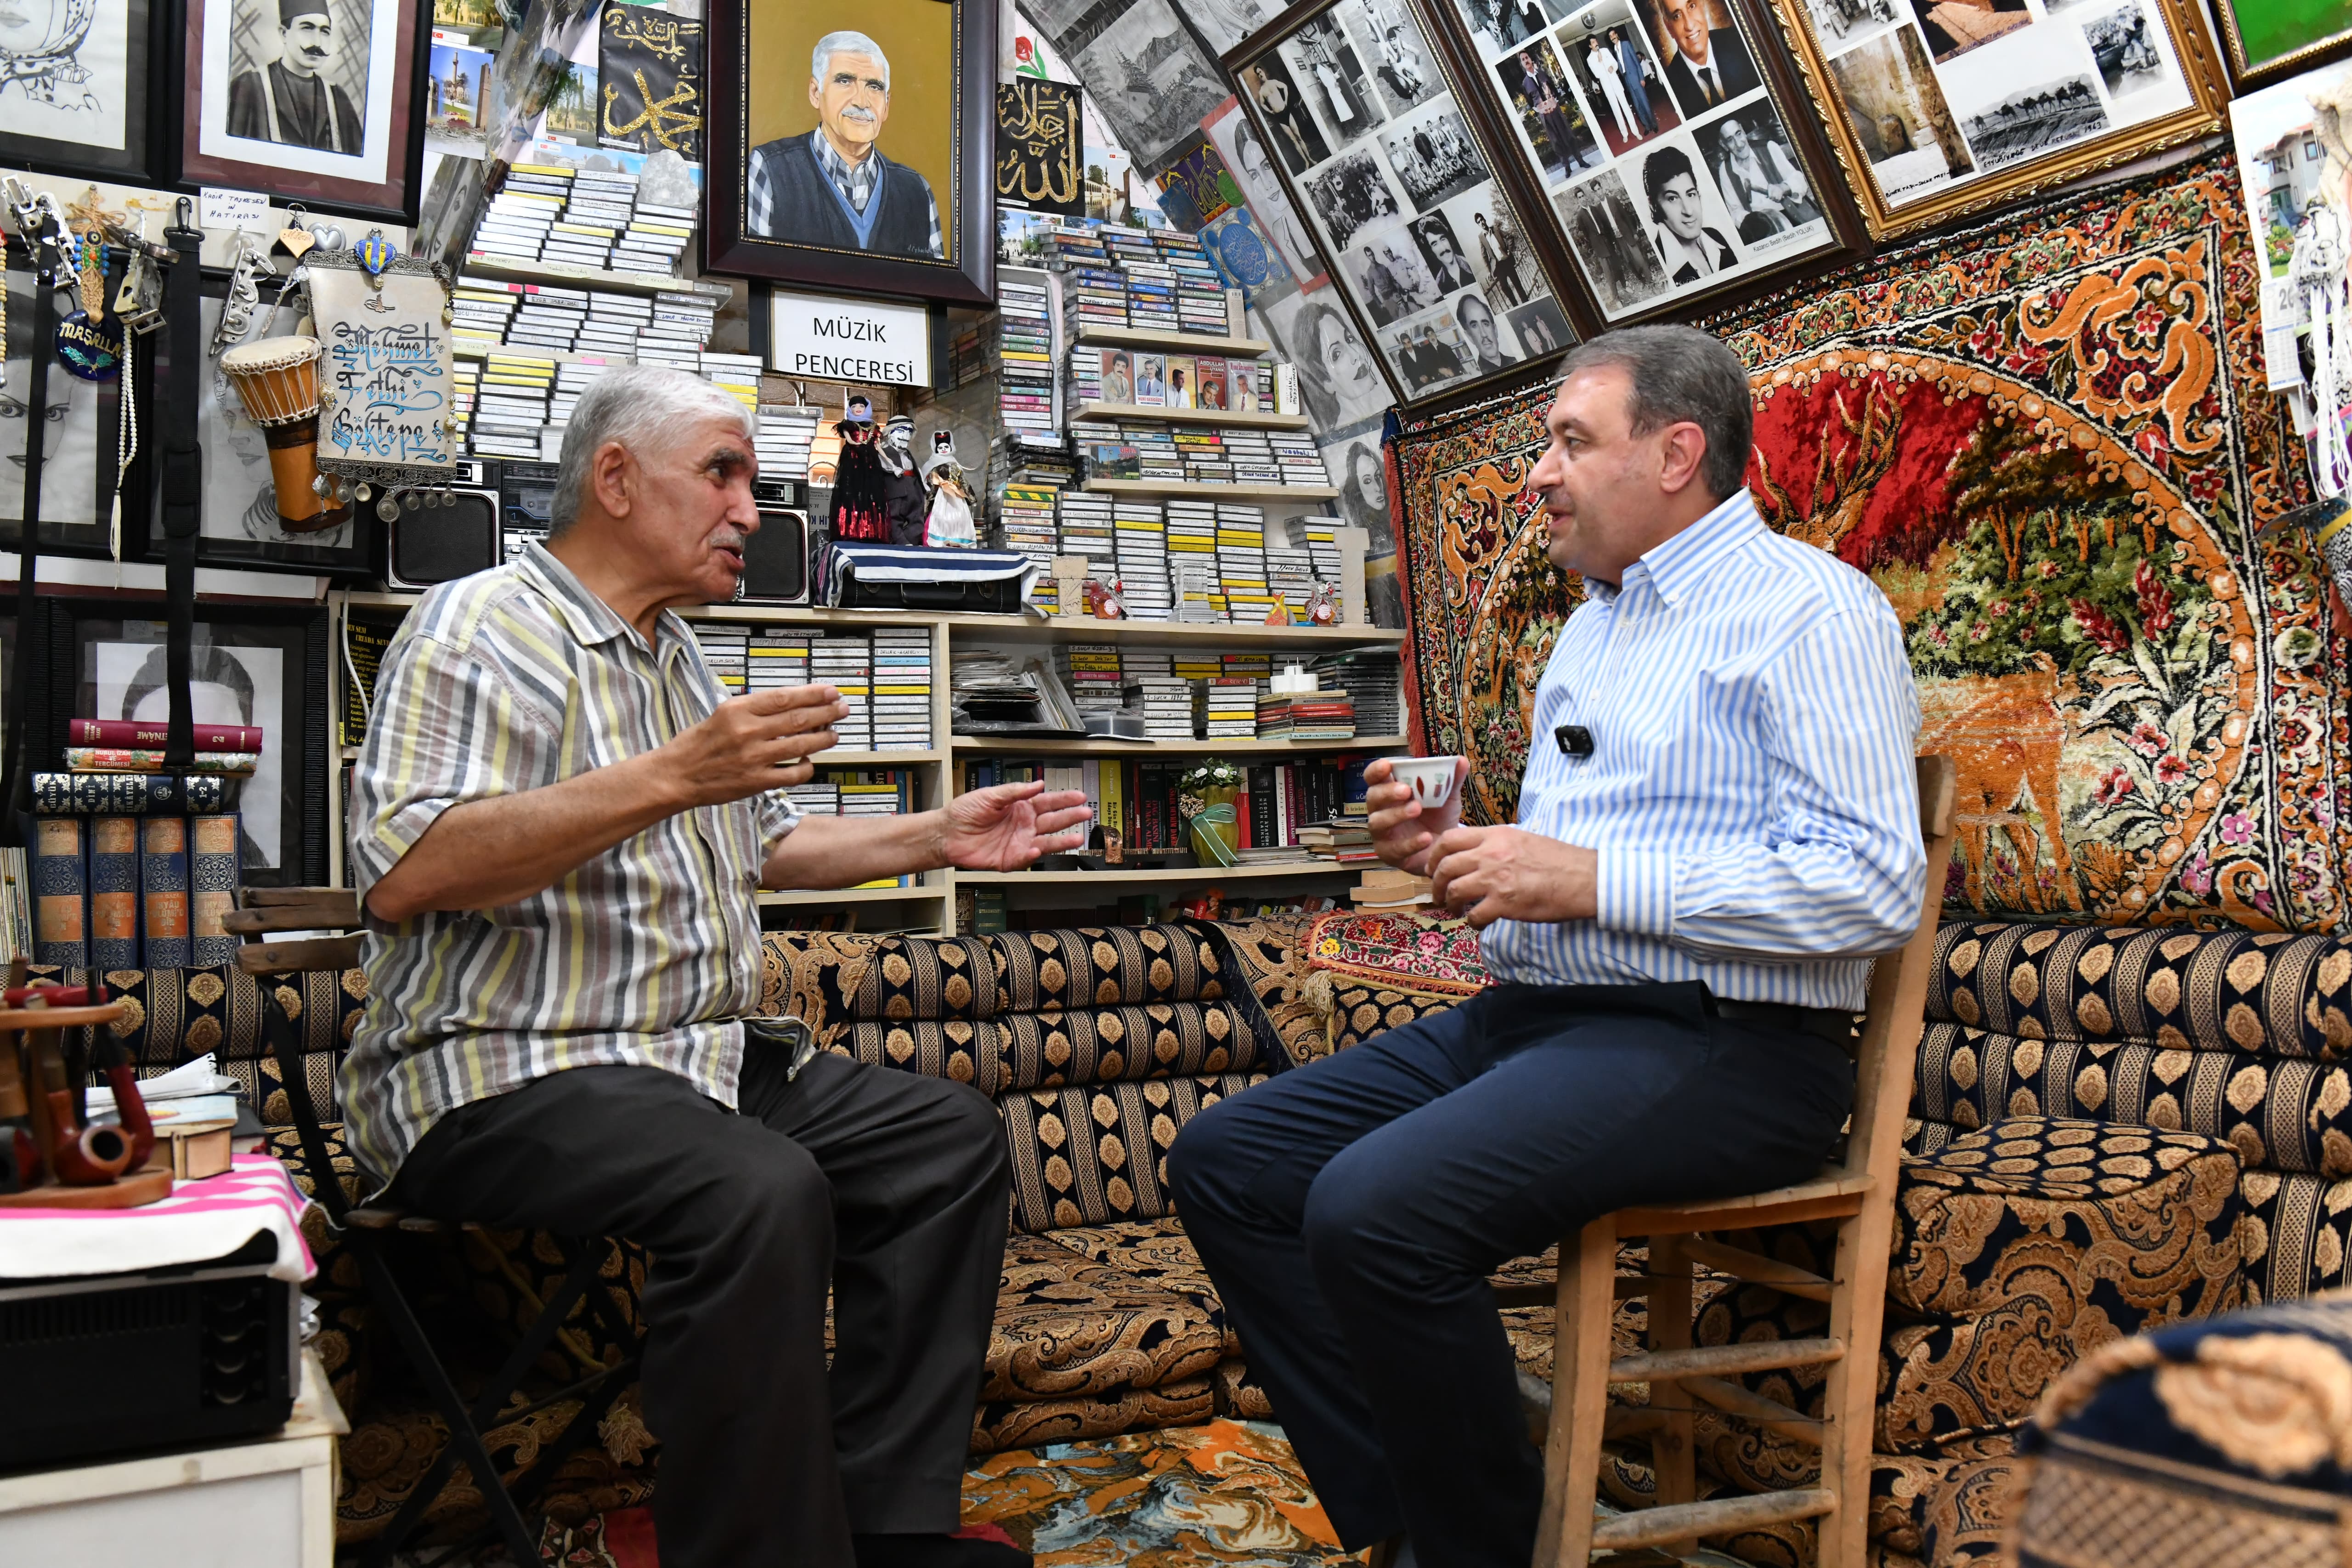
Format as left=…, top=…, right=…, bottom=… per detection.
left=1519, top=755, right=1957, bottom=1567
left=232, top=888, right=643, bottom=1568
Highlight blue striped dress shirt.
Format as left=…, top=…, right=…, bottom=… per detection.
left=1476, top=489, right=1926, bottom=1011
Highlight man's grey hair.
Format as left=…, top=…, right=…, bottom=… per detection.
left=1561, top=324, right=1753, bottom=501
left=550, top=366, right=755, bottom=535
left=811, top=30, right=890, bottom=90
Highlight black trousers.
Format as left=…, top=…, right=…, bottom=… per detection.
left=393, top=1048, right=1012, bottom=1568
left=1165, top=982, right=1854, bottom=1568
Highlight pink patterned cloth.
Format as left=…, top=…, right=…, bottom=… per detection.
left=0, top=1153, right=316, bottom=1283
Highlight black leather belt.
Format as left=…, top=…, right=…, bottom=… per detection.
left=1711, top=997, right=1856, bottom=1047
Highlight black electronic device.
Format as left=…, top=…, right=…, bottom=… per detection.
left=0, top=1235, right=298, bottom=1469
left=381, top=460, right=501, bottom=590
left=735, top=507, right=811, bottom=605
left=1555, top=724, right=1594, bottom=758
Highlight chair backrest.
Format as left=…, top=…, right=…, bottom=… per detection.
left=224, top=888, right=364, bottom=978
left=1832, top=754, right=1958, bottom=1189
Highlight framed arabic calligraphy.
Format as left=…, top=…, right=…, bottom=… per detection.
left=173, top=0, right=433, bottom=223
left=996, top=79, right=1082, bottom=216
left=598, top=2, right=703, bottom=160
left=703, top=0, right=996, bottom=305
left=0, top=0, right=172, bottom=182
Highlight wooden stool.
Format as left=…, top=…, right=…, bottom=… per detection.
left=1527, top=755, right=1958, bottom=1567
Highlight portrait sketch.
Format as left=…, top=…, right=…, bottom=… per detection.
left=1061, top=0, right=1227, bottom=169
left=193, top=0, right=408, bottom=195
left=0, top=0, right=146, bottom=174
left=91, top=636, right=283, bottom=872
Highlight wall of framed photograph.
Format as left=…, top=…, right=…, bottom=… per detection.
left=2207, top=0, right=2352, bottom=92
left=1226, top=0, right=1584, bottom=409
left=46, top=598, right=331, bottom=886
left=173, top=0, right=433, bottom=222
left=1418, top=0, right=1858, bottom=323
left=703, top=0, right=997, bottom=306
left=0, top=0, right=174, bottom=182
left=1765, top=0, right=2224, bottom=237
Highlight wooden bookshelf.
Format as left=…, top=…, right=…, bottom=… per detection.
left=1072, top=402, right=1311, bottom=431
left=956, top=862, right=1352, bottom=886
left=758, top=885, right=950, bottom=907
left=953, top=735, right=1407, bottom=756
left=1073, top=327, right=1273, bottom=357
left=457, top=257, right=731, bottom=298
left=1081, top=479, right=1340, bottom=501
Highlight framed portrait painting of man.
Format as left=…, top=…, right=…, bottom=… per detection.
left=705, top=0, right=996, bottom=306
left=176, top=0, right=431, bottom=221
left=1228, top=0, right=1582, bottom=409
left=1764, top=0, right=2223, bottom=236
left=0, top=0, right=172, bottom=181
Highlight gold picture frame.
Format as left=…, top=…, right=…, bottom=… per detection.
left=1765, top=0, right=2226, bottom=238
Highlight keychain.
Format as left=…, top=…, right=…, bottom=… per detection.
left=54, top=224, right=121, bottom=380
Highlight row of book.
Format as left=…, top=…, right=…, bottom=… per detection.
left=455, top=337, right=744, bottom=463
left=958, top=753, right=1372, bottom=856
left=1081, top=422, right=1326, bottom=490
left=999, top=493, right=1345, bottom=625
left=688, top=624, right=935, bottom=752
left=1068, top=347, right=1289, bottom=415
left=449, top=283, right=722, bottom=362
left=468, top=163, right=695, bottom=277
left=1046, top=226, right=1234, bottom=338
left=1256, top=690, right=1357, bottom=742
left=782, top=768, right=923, bottom=888
left=29, top=813, right=242, bottom=969
left=997, top=269, right=1056, bottom=442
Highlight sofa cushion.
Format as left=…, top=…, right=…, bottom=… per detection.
left=1209, top=912, right=1334, bottom=1066
left=1304, top=910, right=1490, bottom=996
left=969, top=1379, right=1216, bottom=1455
left=993, top=926, right=1232, bottom=1013
left=1927, top=923, right=2352, bottom=1059
left=1038, top=1217, right=1232, bottom=1352
left=2235, top=1168, right=2352, bottom=1304
left=996, top=1002, right=1266, bottom=1093
left=988, top=1232, right=1225, bottom=1404
left=1001, top=1074, right=1261, bottom=1231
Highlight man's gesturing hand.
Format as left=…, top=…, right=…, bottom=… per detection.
left=663, top=683, right=846, bottom=808
left=943, top=781, right=1093, bottom=871
left=1364, top=754, right=1470, bottom=874
left=1426, top=825, right=1598, bottom=928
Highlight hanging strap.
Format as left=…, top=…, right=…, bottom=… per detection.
left=0, top=249, right=57, bottom=839
left=159, top=204, right=204, bottom=771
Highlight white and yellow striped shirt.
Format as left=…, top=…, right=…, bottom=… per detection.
left=341, top=543, right=798, bottom=1187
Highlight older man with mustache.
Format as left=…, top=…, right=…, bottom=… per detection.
left=345, top=367, right=1080, bottom=1568
left=226, top=0, right=364, bottom=153
left=747, top=28, right=943, bottom=258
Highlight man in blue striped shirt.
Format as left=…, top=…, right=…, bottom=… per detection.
left=1170, top=325, right=1924, bottom=1568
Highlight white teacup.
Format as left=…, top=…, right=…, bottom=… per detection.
left=1387, top=755, right=1463, bottom=808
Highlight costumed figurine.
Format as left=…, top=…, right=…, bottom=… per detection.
left=1307, top=583, right=1340, bottom=625
left=920, top=429, right=978, bottom=549
left=878, top=413, right=927, bottom=546
left=828, top=394, right=890, bottom=542
left=1085, top=574, right=1127, bottom=619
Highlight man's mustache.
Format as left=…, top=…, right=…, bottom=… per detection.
left=839, top=104, right=878, bottom=124
left=296, top=44, right=329, bottom=57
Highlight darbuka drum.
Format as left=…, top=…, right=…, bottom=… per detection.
left=218, top=336, right=349, bottom=534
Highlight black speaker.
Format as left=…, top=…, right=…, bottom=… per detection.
left=383, top=464, right=501, bottom=590
left=736, top=507, right=810, bottom=604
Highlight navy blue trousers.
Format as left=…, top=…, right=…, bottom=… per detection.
left=1165, top=981, right=1855, bottom=1568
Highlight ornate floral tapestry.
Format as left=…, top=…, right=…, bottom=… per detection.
left=1389, top=152, right=2346, bottom=930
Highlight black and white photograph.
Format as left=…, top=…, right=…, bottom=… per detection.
left=1379, top=104, right=1489, bottom=210
left=1345, top=230, right=1443, bottom=324
left=1446, top=289, right=1520, bottom=375
left=1905, top=0, right=2033, bottom=63
left=1317, top=422, right=1406, bottom=625
left=1639, top=137, right=1742, bottom=284
left=1340, top=0, right=1443, bottom=117
left=1408, top=211, right=1482, bottom=292
left=1442, top=185, right=1545, bottom=305
left=1188, top=0, right=1283, bottom=52
left=0, top=0, right=157, bottom=180
left=1508, top=293, right=1574, bottom=355
left=1259, top=289, right=1396, bottom=429
left=1951, top=67, right=2107, bottom=170
left=1305, top=146, right=1402, bottom=246
left=1555, top=166, right=1669, bottom=312
left=1385, top=311, right=1474, bottom=394
left=1799, top=0, right=1901, bottom=51
left=1284, top=13, right=1385, bottom=148
left=1240, top=56, right=1334, bottom=175
left=2083, top=1, right=2164, bottom=97
left=66, top=605, right=331, bottom=884
left=1560, top=7, right=1679, bottom=157
left=1495, top=40, right=1603, bottom=185
left=1448, top=0, right=1575, bottom=56
left=1828, top=25, right=1973, bottom=199
left=1204, top=100, right=1329, bottom=284
left=1697, top=100, right=1826, bottom=247
left=186, top=0, right=425, bottom=218
left=1065, top=0, right=1230, bottom=170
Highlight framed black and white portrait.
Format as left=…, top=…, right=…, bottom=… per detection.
left=705, top=0, right=995, bottom=305
left=53, top=600, right=330, bottom=885
left=1229, top=0, right=1582, bottom=410
left=177, top=0, right=430, bottom=222
left=0, top=0, right=170, bottom=180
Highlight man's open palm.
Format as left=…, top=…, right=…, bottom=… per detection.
left=943, top=782, right=1093, bottom=871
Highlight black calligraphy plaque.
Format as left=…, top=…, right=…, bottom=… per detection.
left=994, top=80, right=1082, bottom=218
left=599, top=3, right=705, bottom=158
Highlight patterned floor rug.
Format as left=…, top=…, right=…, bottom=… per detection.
left=1386, top=149, right=2343, bottom=934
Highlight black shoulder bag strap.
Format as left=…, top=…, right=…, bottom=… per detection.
left=1, top=234, right=58, bottom=838
left=159, top=203, right=204, bottom=772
